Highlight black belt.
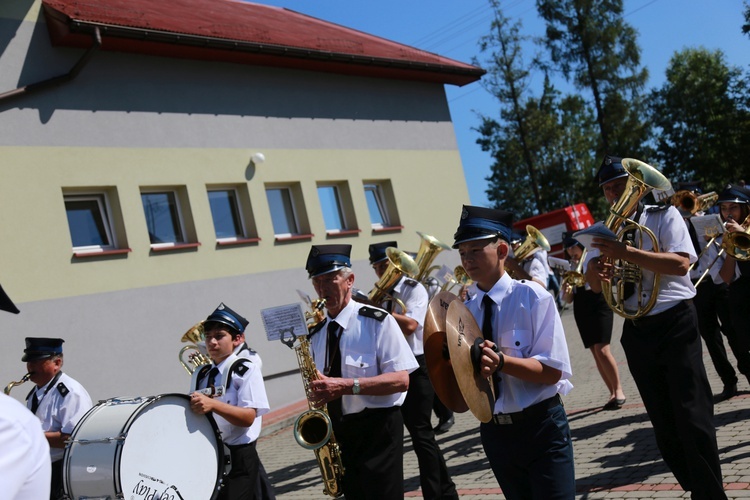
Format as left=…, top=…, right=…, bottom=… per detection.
left=629, top=299, right=693, bottom=329
left=226, top=441, right=256, bottom=451
left=491, top=394, right=562, bottom=425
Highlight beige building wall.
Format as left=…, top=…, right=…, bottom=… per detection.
left=0, top=0, right=472, bottom=412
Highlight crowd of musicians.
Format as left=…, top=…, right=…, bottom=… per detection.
left=3, top=154, right=750, bottom=500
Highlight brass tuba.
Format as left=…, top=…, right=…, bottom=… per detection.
left=179, top=321, right=212, bottom=375
left=368, top=247, right=419, bottom=313
left=670, top=190, right=718, bottom=217
left=4, top=373, right=30, bottom=395
left=441, top=265, right=472, bottom=293
left=600, top=158, right=672, bottom=319
left=413, top=232, right=452, bottom=283
left=284, top=298, right=345, bottom=498
left=513, top=225, right=551, bottom=262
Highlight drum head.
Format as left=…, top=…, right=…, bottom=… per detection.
left=445, top=300, right=495, bottom=423
left=424, top=292, right=469, bottom=413
left=119, top=394, right=222, bottom=499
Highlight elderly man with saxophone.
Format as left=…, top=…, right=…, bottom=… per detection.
left=1, top=284, right=51, bottom=500
left=305, top=244, right=418, bottom=500
left=585, top=155, right=726, bottom=499
left=368, top=241, right=458, bottom=500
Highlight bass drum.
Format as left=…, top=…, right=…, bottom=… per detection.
left=63, top=393, right=225, bottom=500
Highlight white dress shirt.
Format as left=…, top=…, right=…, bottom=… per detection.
left=466, top=272, right=573, bottom=415
left=390, top=276, right=429, bottom=356
left=310, top=299, right=418, bottom=415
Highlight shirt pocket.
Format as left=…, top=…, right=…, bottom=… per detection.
left=343, top=352, right=377, bottom=378
left=497, top=328, right=532, bottom=358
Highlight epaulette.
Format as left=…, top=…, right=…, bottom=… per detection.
left=231, top=358, right=250, bottom=376
left=645, top=204, right=670, bottom=213
left=56, top=383, right=69, bottom=397
left=403, top=278, right=418, bottom=287
left=308, top=321, right=326, bottom=339
left=359, top=305, right=388, bottom=322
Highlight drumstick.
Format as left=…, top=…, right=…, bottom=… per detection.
left=195, top=385, right=225, bottom=397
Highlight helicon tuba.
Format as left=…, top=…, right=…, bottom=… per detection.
left=413, top=232, right=452, bottom=283
left=286, top=297, right=345, bottom=498
left=179, top=321, right=212, bottom=375
left=513, top=225, right=551, bottom=262
left=600, top=158, right=672, bottom=319
left=4, top=373, right=30, bottom=395
left=368, top=247, right=419, bottom=313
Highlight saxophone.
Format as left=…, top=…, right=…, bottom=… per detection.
left=288, top=298, right=345, bottom=498
left=4, top=373, right=30, bottom=395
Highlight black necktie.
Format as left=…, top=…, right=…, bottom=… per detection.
left=207, top=367, right=220, bottom=388
left=326, top=321, right=343, bottom=421
left=482, top=294, right=501, bottom=399
left=31, top=392, right=40, bottom=414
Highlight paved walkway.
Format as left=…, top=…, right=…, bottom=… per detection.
left=257, top=308, right=750, bottom=499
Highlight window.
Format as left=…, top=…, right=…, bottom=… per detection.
left=141, top=191, right=186, bottom=245
left=364, top=181, right=401, bottom=230
left=265, top=183, right=312, bottom=241
left=317, top=183, right=360, bottom=237
left=208, top=189, right=244, bottom=240
left=64, top=194, right=116, bottom=250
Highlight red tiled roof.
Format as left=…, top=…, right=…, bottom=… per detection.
left=41, top=0, right=485, bottom=86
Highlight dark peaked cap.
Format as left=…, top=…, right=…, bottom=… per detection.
left=368, top=241, right=397, bottom=265
left=205, top=302, right=248, bottom=334
left=717, top=184, right=750, bottom=204
left=452, top=205, right=513, bottom=248
left=596, top=155, right=628, bottom=187
left=22, top=337, right=64, bottom=362
left=306, top=244, right=352, bottom=278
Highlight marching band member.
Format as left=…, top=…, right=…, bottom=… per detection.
left=190, top=303, right=270, bottom=500
left=368, top=242, right=458, bottom=500
left=1, top=285, right=51, bottom=500
left=586, top=156, right=726, bottom=499
left=305, top=244, right=418, bottom=500
left=22, top=337, right=92, bottom=500
left=714, top=184, right=750, bottom=388
left=509, top=232, right=548, bottom=288
left=560, top=235, right=626, bottom=409
left=682, top=183, right=741, bottom=401
left=453, top=205, right=575, bottom=500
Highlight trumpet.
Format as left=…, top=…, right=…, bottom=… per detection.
left=368, top=247, right=419, bottom=313
left=562, top=249, right=588, bottom=288
left=179, top=321, right=212, bottom=375
left=4, top=373, right=30, bottom=395
left=694, top=213, right=750, bottom=287
left=671, top=190, right=718, bottom=216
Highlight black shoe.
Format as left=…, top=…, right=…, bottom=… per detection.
left=714, top=383, right=738, bottom=402
left=434, top=416, right=454, bottom=435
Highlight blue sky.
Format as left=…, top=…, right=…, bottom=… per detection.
left=255, top=0, right=750, bottom=208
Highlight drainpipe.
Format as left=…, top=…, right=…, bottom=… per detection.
left=0, top=26, right=101, bottom=106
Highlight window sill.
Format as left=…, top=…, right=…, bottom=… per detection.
left=217, top=237, right=262, bottom=247
left=326, top=229, right=361, bottom=238
left=372, top=225, right=404, bottom=233
left=150, top=242, right=202, bottom=252
left=73, top=248, right=132, bottom=258
left=274, top=233, right=314, bottom=243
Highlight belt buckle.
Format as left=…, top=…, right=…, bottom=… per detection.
left=493, top=413, right=513, bottom=425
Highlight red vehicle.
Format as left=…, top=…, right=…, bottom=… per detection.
left=513, top=203, right=595, bottom=257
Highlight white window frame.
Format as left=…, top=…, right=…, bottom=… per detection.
left=364, top=183, right=391, bottom=229
left=141, top=189, right=188, bottom=248
left=266, top=186, right=301, bottom=237
left=317, top=184, right=349, bottom=233
left=64, top=193, right=117, bottom=252
left=207, top=188, right=247, bottom=242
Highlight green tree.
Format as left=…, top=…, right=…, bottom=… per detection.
left=649, top=48, right=750, bottom=190
left=474, top=1, right=599, bottom=218
left=536, top=0, right=650, bottom=159
left=743, top=0, right=750, bottom=37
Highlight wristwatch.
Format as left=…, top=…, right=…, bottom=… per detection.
left=352, top=378, right=361, bottom=395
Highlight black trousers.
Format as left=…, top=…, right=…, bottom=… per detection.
left=51, top=459, right=63, bottom=500
left=694, top=279, right=738, bottom=386
left=622, top=300, right=726, bottom=499
left=728, top=276, right=750, bottom=377
left=400, top=355, right=458, bottom=500
left=332, top=406, right=404, bottom=500
left=220, top=442, right=261, bottom=500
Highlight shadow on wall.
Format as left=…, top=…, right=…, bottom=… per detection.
left=1, top=6, right=453, bottom=124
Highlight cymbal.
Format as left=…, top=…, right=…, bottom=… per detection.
left=445, top=300, right=495, bottom=423
left=423, top=292, right=469, bottom=413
